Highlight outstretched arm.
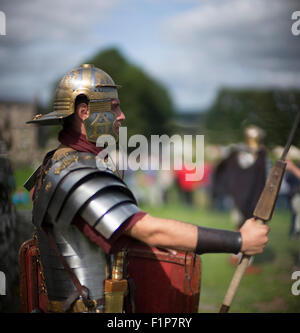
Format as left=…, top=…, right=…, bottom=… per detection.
left=126, top=214, right=198, bottom=252
left=125, top=214, right=269, bottom=256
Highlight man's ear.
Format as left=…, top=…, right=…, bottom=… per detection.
left=76, top=103, right=89, bottom=121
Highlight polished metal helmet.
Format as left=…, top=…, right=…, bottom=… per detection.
left=244, top=125, right=265, bottom=150
left=27, top=64, right=120, bottom=142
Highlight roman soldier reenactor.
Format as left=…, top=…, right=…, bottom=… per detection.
left=19, top=64, right=269, bottom=313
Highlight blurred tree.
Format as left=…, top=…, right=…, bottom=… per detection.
left=204, top=88, right=300, bottom=148
left=85, top=48, right=174, bottom=139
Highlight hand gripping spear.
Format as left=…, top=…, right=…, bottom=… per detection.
left=219, top=110, right=300, bottom=313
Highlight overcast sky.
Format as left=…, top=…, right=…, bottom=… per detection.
left=0, top=0, right=299, bottom=111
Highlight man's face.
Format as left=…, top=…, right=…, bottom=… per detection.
left=78, top=98, right=125, bottom=142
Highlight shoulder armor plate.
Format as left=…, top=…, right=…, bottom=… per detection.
left=33, top=151, right=140, bottom=238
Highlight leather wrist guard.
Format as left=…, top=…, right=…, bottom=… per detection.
left=195, top=226, right=242, bottom=255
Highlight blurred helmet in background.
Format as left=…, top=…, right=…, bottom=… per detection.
left=244, top=125, right=265, bottom=151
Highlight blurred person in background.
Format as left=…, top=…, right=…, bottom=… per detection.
left=174, top=164, right=197, bottom=206
left=212, top=125, right=270, bottom=228
left=211, top=125, right=271, bottom=273
left=285, top=159, right=300, bottom=240
left=285, top=158, right=300, bottom=268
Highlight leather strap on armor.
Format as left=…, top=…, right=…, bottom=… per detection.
left=195, top=226, right=242, bottom=255
left=41, top=226, right=96, bottom=312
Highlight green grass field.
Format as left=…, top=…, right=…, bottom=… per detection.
left=141, top=204, right=300, bottom=313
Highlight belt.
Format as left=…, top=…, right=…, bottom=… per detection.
left=48, top=298, right=104, bottom=313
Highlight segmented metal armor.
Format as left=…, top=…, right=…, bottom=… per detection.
left=32, top=151, right=140, bottom=311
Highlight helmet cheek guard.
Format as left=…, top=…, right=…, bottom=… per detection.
left=84, top=98, right=118, bottom=143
